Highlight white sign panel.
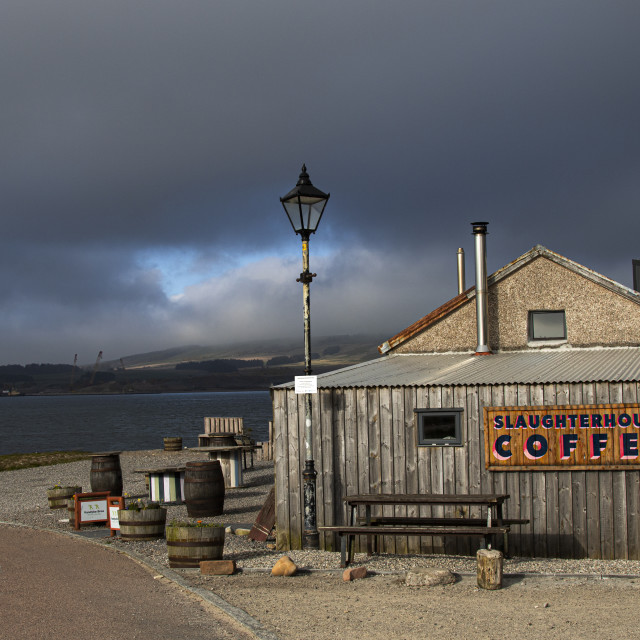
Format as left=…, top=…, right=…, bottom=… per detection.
left=80, top=500, right=108, bottom=522
left=109, top=506, right=121, bottom=529
left=295, top=376, right=318, bottom=394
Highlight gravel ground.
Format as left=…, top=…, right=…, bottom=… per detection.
left=3, top=449, right=640, bottom=640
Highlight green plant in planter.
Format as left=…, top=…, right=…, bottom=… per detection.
left=168, top=519, right=223, bottom=528
left=124, top=498, right=162, bottom=511
left=48, top=484, right=80, bottom=491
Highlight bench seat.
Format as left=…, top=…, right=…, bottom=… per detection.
left=362, top=516, right=529, bottom=527
left=318, top=524, right=510, bottom=567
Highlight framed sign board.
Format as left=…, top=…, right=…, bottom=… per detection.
left=484, top=403, right=640, bottom=471
left=73, top=491, right=111, bottom=530
left=108, top=496, right=125, bottom=537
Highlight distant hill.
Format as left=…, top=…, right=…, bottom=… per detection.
left=4, top=334, right=388, bottom=395
left=107, top=334, right=387, bottom=371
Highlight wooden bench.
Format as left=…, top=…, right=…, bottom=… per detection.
left=318, top=524, right=511, bottom=567
left=234, top=433, right=258, bottom=469
left=198, top=417, right=245, bottom=447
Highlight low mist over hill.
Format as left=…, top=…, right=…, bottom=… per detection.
left=114, top=334, right=384, bottom=369
left=1, top=334, right=387, bottom=395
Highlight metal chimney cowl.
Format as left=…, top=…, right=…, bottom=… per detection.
left=472, top=222, right=492, bottom=355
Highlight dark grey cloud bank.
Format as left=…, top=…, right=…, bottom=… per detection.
left=1, top=1, right=638, bottom=364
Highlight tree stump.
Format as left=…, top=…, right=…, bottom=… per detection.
left=477, top=548, right=503, bottom=590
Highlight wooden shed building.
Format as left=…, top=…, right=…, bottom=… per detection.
left=272, top=234, right=640, bottom=559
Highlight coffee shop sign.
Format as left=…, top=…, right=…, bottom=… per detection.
left=484, top=404, right=640, bottom=471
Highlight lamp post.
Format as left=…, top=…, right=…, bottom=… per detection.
left=281, top=164, right=330, bottom=550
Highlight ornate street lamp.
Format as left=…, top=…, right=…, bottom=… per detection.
left=281, top=164, right=330, bottom=550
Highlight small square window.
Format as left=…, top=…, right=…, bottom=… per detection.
left=529, top=310, right=566, bottom=341
left=415, top=409, right=463, bottom=446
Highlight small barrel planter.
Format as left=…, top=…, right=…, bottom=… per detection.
left=90, top=452, right=123, bottom=496
left=184, top=461, right=225, bottom=518
left=118, top=507, right=168, bottom=540
left=166, top=524, right=225, bottom=568
left=47, top=485, right=82, bottom=510
left=163, top=437, right=183, bottom=452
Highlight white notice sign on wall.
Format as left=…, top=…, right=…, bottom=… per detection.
left=295, top=376, right=318, bottom=394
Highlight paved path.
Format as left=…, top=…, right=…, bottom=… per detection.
left=0, top=525, right=257, bottom=640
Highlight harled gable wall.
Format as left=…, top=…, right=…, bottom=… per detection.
left=395, top=256, right=640, bottom=353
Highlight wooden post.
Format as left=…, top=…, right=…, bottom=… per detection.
left=477, top=548, right=503, bottom=590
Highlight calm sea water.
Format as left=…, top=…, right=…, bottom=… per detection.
left=0, top=391, right=273, bottom=455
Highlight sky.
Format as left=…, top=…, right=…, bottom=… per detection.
left=1, top=1, right=639, bottom=365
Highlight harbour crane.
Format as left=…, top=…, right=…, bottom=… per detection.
left=90, top=351, right=103, bottom=385
left=69, top=354, right=78, bottom=390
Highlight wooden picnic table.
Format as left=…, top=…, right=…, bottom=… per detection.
left=196, top=441, right=261, bottom=470
left=319, top=493, right=521, bottom=567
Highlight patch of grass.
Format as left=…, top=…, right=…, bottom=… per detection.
left=0, top=450, right=92, bottom=472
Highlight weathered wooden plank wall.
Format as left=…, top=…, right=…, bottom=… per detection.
left=273, top=381, right=640, bottom=559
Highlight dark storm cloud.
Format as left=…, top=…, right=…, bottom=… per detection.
left=0, top=1, right=639, bottom=363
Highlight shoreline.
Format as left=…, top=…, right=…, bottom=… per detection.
left=2, top=388, right=272, bottom=398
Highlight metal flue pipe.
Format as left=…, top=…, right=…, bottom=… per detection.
left=457, top=248, right=466, bottom=295
left=472, top=222, right=492, bottom=355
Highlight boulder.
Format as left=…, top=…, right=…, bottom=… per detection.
left=343, top=566, right=368, bottom=581
left=405, top=567, right=456, bottom=587
left=271, top=556, right=298, bottom=577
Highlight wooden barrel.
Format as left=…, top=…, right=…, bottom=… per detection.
left=184, top=461, right=225, bottom=517
left=209, top=432, right=237, bottom=447
left=166, top=525, right=225, bottom=568
left=47, top=485, right=82, bottom=509
left=118, top=507, right=167, bottom=540
left=90, top=453, right=123, bottom=496
left=163, top=437, right=183, bottom=452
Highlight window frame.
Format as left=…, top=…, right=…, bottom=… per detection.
left=528, top=310, right=567, bottom=341
left=414, top=408, right=464, bottom=447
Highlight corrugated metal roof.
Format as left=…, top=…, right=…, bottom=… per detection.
left=275, top=348, right=640, bottom=389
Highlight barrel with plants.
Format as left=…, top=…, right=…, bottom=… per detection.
left=184, top=460, right=225, bottom=517
left=118, top=502, right=167, bottom=540
left=47, top=485, right=82, bottom=509
left=166, top=522, right=225, bottom=568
